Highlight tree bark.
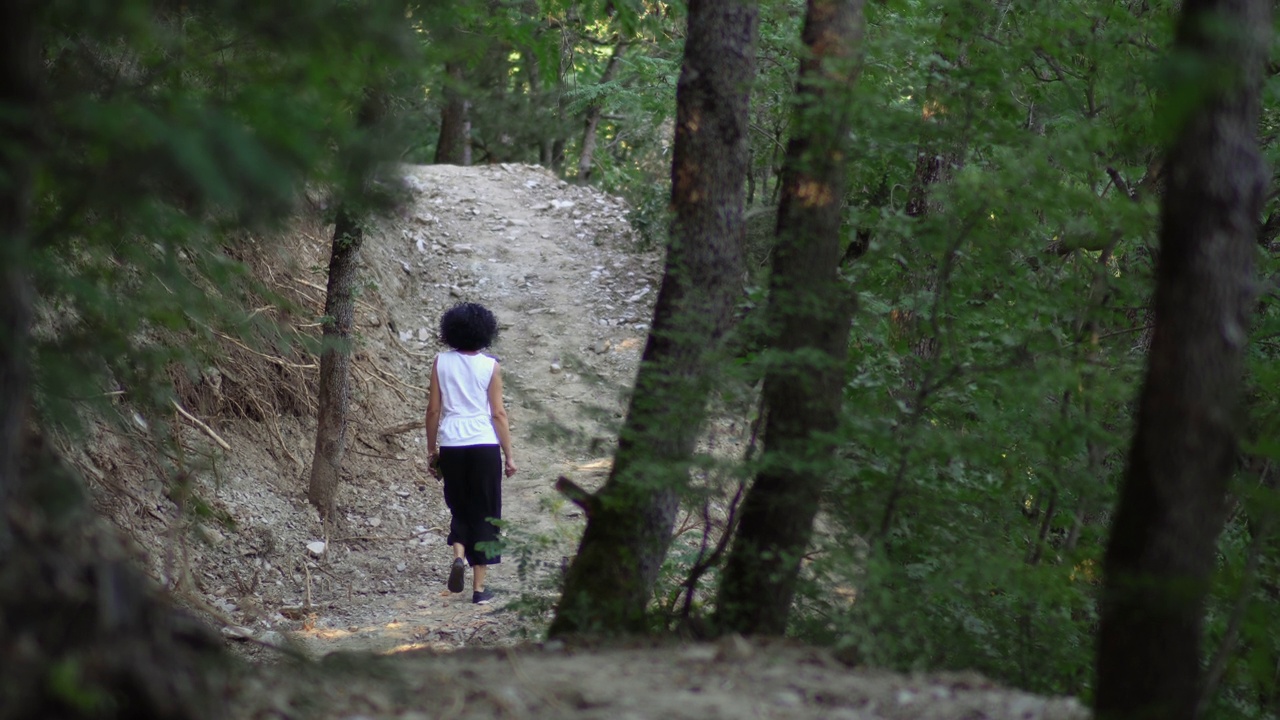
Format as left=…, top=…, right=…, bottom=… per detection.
left=307, top=89, right=387, bottom=520
left=901, top=5, right=969, bottom=223
left=307, top=209, right=363, bottom=520
left=576, top=42, right=626, bottom=183
left=714, top=0, right=863, bottom=637
left=0, top=0, right=40, bottom=553
left=435, top=61, right=471, bottom=166
left=549, top=0, right=758, bottom=637
left=1094, top=1, right=1270, bottom=718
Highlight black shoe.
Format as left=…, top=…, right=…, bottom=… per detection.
left=447, top=558, right=466, bottom=593
left=472, top=589, right=494, bottom=605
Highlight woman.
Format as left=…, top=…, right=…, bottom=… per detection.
left=424, top=302, right=517, bottom=605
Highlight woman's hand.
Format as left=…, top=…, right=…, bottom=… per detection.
left=504, top=458, right=518, bottom=478
left=429, top=451, right=441, bottom=479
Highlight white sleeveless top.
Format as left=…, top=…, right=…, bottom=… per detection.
left=435, top=350, right=500, bottom=447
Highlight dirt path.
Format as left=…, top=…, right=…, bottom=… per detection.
left=281, top=163, right=661, bottom=656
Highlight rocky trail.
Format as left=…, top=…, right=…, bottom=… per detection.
left=79, top=164, right=1090, bottom=719
left=278, top=162, right=665, bottom=656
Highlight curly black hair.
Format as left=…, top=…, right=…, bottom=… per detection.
left=439, top=302, right=498, bottom=352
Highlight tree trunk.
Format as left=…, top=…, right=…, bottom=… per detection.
left=1094, top=1, right=1269, bottom=718
left=548, top=0, right=759, bottom=637
left=576, top=42, right=627, bottom=183
left=0, top=0, right=39, bottom=554
left=307, top=207, right=364, bottom=520
left=306, top=88, right=387, bottom=520
left=435, top=61, right=471, bottom=166
left=902, top=1, right=979, bottom=219
left=714, top=0, right=863, bottom=636
left=525, top=46, right=555, bottom=168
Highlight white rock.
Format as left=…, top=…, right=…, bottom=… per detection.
left=221, top=625, right=253, bottom=640
left=306, top=541, right=327, bottom=556
left=773, top=690, right=804, bottom=707
left=257, top=630, right=286, bottom=648
left=679, top=645, right=718, bottom=663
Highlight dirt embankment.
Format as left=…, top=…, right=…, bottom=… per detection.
left=77, top=163, right=1089, bottom=719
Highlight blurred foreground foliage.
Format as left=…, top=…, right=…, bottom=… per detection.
left=27, top=0, right=418, bottom=436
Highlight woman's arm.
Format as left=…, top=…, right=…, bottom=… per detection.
left=488, top=364, right=517, bottom=477
left=425, top=357, right=442, bottom=477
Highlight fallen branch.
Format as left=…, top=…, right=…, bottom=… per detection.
left=294, top=276, right=381, bottom=315
left=171, top=400, right=232, bottom=451
left=366, top=361, right=427, bottom=396
left=377, top=419, right=422, bottom=438
left=214, top=331, right=318, bottom=370
left=355, top=363, right=413, bottom=403
left=348, top=446, right=410, bottom=462
left=333, top=534, right=413, bottom=543
left=268, top=414, right=303, bottom=473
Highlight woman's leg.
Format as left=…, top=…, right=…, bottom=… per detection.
left=459, top=445, right=503, bottom=567
left=440, top=447, right=468, bottom=550
left=473, top=564, right=487, bottom=592
left=439, top=447, right=470, bottom=592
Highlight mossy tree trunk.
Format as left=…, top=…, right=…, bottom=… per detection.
left=549, top=0, right=758, bottom=637
left=1093, top=1, right=1270, bottom=718
left=713, top=0, right=863, bottom=636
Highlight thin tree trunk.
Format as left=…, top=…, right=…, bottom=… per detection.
left=1094, top=1, right=1269, bottom=718
left=307, top=90, right=387, bottom=520
left=435, top=61, right=471, bottom=166
left=548, top=0, right=758, bottom=637
left=714, top=0, right=863, bottom=636
left=903, top=2, right=974, bottom=220
left=307, top=210, right=363, bottom=520
left=576, top=42, right=627, bottom=183
left=526, top=47, right=555, bottom=167
left=0, top=0, right=39, bottom=553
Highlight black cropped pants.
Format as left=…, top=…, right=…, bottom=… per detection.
left=439, top=444, right=502, bottom=566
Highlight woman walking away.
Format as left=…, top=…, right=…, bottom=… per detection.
left=425, top=302, right=517, bottom=605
